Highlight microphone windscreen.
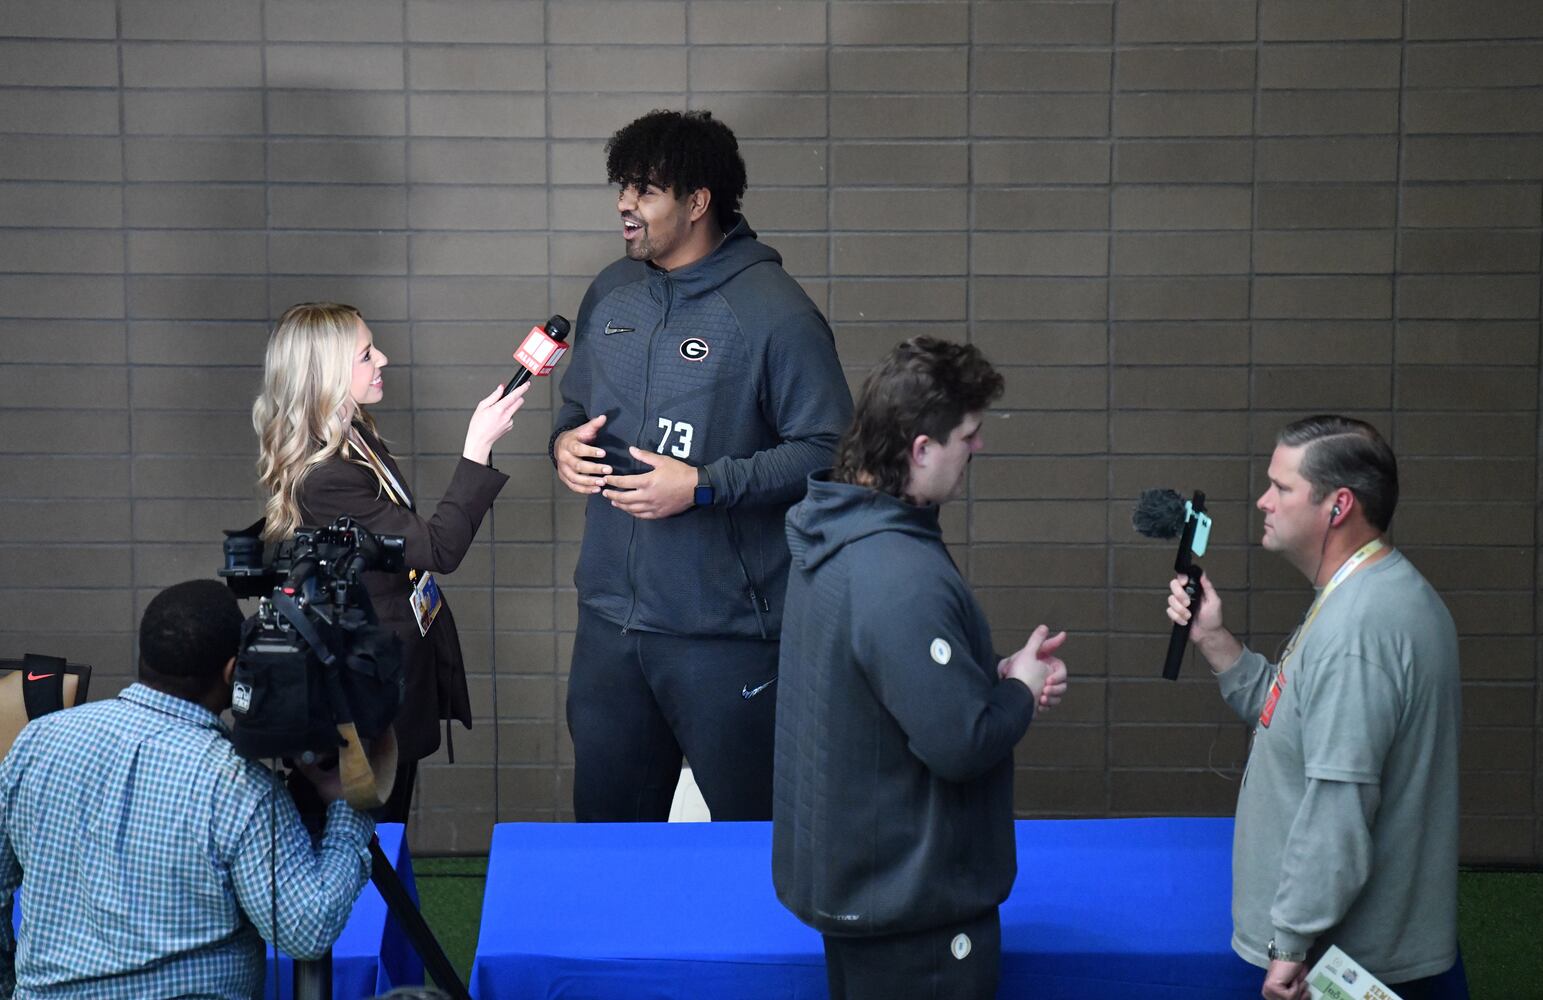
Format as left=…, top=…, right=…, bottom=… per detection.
left=1132, top=488, right=1187, bottom=539
left=546, top=314, right=571, bottom=341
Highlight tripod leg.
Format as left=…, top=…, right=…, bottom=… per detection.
left=370, top=838, right=473, bottom=1000
left=293, top=951, right=332, bottom=1000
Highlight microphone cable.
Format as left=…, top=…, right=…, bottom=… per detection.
left=485, top=315, right=573, bottom=828
left=484, top=319, right=569, bottom=827
left=268, top=757, right=280, bottom=998
left=488, top=502, right=501, bottom=826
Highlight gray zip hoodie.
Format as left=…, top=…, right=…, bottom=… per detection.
left=552, top=217, right=852, bottom=639
left=773, top=472, right=1036, bottom=937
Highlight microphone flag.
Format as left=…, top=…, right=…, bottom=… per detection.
left=514, top=324, right=567, bottom=377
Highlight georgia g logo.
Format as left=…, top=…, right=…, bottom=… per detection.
left=679, top=337, right=709, bottom=362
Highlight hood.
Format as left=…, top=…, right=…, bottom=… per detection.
left=787, top=470, right=943, bottom=573
left=647, top=215, right=780, bottom=299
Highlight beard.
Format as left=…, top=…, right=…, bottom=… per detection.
left=624, top=231, right=652, bottom=260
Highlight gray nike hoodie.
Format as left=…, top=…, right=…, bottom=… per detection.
left=552, top=216, right=852, bottom=639
left=773, top=472, right=1036, bottom=937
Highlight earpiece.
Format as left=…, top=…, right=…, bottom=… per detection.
left=1330, top=503, right=1341, bottom=524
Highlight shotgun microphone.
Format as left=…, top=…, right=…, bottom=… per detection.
left=1132, top=488, right=1212, bottom=681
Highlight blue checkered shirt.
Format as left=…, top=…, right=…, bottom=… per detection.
left=0, top=684, right=374, bottom=999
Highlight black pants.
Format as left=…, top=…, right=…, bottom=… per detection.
left=566, top=607, right=780, bottom=822
left=1385, top=974, right=1447, bottom=1000
left=823, top=909, right=1001, bottom=1000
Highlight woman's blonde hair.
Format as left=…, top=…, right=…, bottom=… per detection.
left=252, top=302, right=378, bottom=542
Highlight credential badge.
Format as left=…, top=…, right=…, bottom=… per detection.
left=232, top=681, right=252, bottom=714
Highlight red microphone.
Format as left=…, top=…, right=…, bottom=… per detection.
left=500, top=315, right=570, bottom=398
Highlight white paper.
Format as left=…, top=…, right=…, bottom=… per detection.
left=1307, top=945, right=1403, bottom=1000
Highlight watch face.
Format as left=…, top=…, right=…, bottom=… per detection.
left=694, top=485, right=714, bottom=507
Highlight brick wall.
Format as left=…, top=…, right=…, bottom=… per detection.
left=0, top=0, right=1537, bottom=861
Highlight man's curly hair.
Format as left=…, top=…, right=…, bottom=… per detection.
left=605, top=109, right=747, bottom=231
left=834, top=338, right=1005, bottom=500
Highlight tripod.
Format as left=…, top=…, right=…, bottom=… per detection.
left=291, top=837, right=472, bottom=1000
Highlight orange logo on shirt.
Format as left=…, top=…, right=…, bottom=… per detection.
left=1259, top=668, right=1285, bottom=728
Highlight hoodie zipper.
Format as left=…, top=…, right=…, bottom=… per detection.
left=621, top=273, right=673, bottom=634
left=724, top=507, right=770, bottom=639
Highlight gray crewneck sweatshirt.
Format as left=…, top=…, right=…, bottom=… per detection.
left=1217, top=550, right=1460, bottom=983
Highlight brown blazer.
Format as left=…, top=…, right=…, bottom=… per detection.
left=296, top=424, right=508, bottom=762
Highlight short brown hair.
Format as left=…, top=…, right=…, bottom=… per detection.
left=833, top=337, right=1004, bottom=499
left=1277, top=414, right=1399, bottom=531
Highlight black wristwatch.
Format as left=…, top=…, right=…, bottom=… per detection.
left=1267, top=939, right=1308, bottom=964
left=693, top=466, right=716, bottom=508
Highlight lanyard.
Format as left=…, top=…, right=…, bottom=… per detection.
left=348, top=428, right=413, bottom=511
left=1277, top=538, right=1385, bottom=672
left=347, top=428, right=424, bottom=584
left=1258, top=538, right=1384, bottom=729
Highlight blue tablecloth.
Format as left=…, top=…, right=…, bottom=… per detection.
left=264, top=821, right=423, bottom=999
left=471, top=818, right=1265, bottom=999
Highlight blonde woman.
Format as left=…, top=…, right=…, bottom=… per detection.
left=253, top=302, right=528, bottom=820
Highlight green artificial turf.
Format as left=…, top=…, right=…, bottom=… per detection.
left=413, top=862, right=1543, bottom=995
left=1456, top=869, right=1543, bottom=998
left=414, top=856, right=488, bottom=988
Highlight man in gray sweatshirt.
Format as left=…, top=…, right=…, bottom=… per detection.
left=773, top=338, right=1068, bottom=1000
left=1166, top=415, right=1459, bottom=1000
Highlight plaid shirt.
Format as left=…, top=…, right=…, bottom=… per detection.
left=0, top=684, right=374, bottom=999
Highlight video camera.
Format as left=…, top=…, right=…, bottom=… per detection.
left=220, top=517, right=405, bottom=764
left=222, top=519, right=472, bottom=999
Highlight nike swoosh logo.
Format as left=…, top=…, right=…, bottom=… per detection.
left=604, top=320, right=634, bottom=335
left=26, top=672, right=55, bottom=681
left=741, top=677, right=777, bottom=700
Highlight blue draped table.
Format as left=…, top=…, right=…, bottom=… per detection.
left=262, top=821, right=423, bottom=999
left=470, top=817, right=1266, bottom=1000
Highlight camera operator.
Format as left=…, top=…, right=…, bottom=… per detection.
left=0, top=580, right=376, bottom=999
left=253, top=302, right=528, bottom=821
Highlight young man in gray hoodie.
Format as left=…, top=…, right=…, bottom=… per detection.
left=773, top=338, right=1068, bottom=1000
left=551, top=110, right=852, bottom=822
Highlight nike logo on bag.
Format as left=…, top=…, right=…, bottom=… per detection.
left=604, top=320, right=634, bottom=335
left=741, top=678, right=777, bottom=700
left=25, top=672, right=55, bottom=681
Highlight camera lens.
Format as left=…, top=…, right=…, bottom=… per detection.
left=223, top=534, right=263, bottom=572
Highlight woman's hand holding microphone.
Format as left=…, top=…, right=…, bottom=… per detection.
left=462, top=381, right=531, bottom=464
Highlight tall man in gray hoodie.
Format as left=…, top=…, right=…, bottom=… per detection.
left=773, top=338, right=1068, bottom=1000
left=551, top=110, right=852, bottom=822
left=1166, top=416, right=1460, bottom=1000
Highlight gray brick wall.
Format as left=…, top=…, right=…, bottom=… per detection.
left=0, top=0, right=1538, bottom=862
